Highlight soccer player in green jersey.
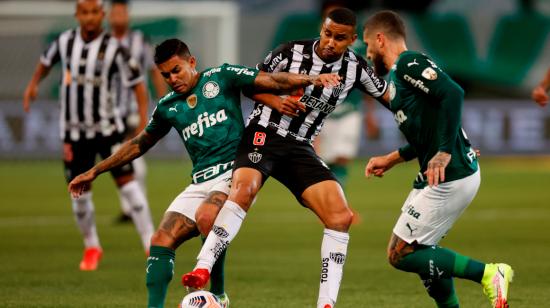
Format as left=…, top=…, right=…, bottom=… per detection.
left=362, top=11, right=513, bottom=308
left=68, top=38, right=339, bottom=308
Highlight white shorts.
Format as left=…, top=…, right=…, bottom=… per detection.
left=393, top=169, right=481, bottom=245
left=318, top=111, right=361, bottom=163
left=165, top=169, right=232, bottom=222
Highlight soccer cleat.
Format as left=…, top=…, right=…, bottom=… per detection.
left=217, top=292, right=230, bottom=308
left=79, top=247, right=103, bottom=271
left=481, top=263, right=514, bottom=308
left=182, top=268, right=210, bottom=290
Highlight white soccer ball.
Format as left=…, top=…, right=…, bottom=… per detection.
left=180, top=290, right=222, bottom=308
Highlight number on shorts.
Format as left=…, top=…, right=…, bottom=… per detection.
left=253, top=132, right=266, bottom=146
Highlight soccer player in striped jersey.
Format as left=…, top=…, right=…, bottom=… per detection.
left=68, top=38, right=339, bottom=307
left=363, top=11, right=513, bottom=308
left=183, top=8, right=388, bottom=308
left=22, top=0, right=154, bottom=271
left=108, top=0, right=167, bottom=223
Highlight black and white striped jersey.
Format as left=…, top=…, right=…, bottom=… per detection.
left=112, top=30, right=154, bottom=119
left=41, top=27, right=143, bottom=142
left=247, top=39, right=387, bottom=143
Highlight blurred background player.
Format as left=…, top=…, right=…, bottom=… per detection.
left=531, top=67, right=550, bottom=107
left=22, top=0, right=154, bottom=271
left=108, top=0, right=167, bottom=223
left=68, top=38, right=336, bottom=307
left=363, top=11, right=513, bottom=308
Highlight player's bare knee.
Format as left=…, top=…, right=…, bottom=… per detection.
left=229, top=181, right=258, bottom=210
left=324, top=208, right=353, bottom=231
left=150, top=229, right=176, bottom=249
left=195, top=211, right=217, bottom=236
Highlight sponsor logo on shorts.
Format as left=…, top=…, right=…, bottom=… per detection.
left=330, top=252, right=346, bottom=265
left=248, top=152, right=262, bottom=163
left=407, top=205, right=421, bottom=219
left=212, top=225, right=229, bottom=238
left=406, top=222, right=418, bottom=236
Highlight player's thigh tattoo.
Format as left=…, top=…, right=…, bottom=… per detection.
left=387, top=234, right=416, bottom=266
left=204, top=191, right=228, bottom=208
left=159, top=211, right=199, bottom=244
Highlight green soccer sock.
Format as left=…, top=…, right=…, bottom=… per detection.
left=396, top=245, right=485, bottom=283
left=452, top=251, right=485, bottom=283
left=201, top=235, right=226, bottom=296
left=146, top=245, right=175, bottom=308
left=421, top=276, right=459, bottom=308
left=328, top=163, right=349, bottom=188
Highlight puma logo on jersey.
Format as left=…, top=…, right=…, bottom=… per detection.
left=407, top=59, right=419, bottom=67
left=169, top=106, right=178, bottom=112
left=182, top=109, right=228, bottom=141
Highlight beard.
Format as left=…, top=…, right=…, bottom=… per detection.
left=372, top=52, right=389, bottom=76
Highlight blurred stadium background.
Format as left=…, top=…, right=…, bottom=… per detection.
left=0, top=0, right=549, bottom=307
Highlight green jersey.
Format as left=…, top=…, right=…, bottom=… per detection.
left=389, top=51, right=478, bottom=189
left=146, top=63, right=258, bottom=183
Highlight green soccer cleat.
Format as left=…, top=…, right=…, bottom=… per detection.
left=217, top=292, right=229, bottom=308
left=482, top=263, right=514, bottom=308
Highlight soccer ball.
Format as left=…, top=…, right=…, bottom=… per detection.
left=180, top=290, right=222, bottom=308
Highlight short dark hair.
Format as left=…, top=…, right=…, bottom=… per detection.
left=154, top=39, right=191, bottom=65
left=363, top=10, right=406, bottom=40
left=326, top=7, right=356, bottom=27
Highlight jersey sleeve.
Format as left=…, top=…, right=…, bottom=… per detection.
left=398, top=143, right=417, bottom=161
left=353, top=56, right=387, bottom=98
left=144, top=104, right=172, bottom=137
left=396, top=53, right=465, bottom=153
left=40, top=37, right=61, bottom=68
left=256, top=43, right=292, bottom=73
left=115, top=46, right=144, bottom=88
left=220, top=63, right=259, bottom=89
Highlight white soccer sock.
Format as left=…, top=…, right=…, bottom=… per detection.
left=317, top=228, right=350, bottom=308
left=118, top=192, right=132, bottom=216
left=71, top=191, right=100, bottom=248
left=196, top=200, right=246, bottom=272
left=119, top=180, right=154, bottom=251
left=132, top=156, right=147, bottom=193
left=118, top=158, right=147, bottom=216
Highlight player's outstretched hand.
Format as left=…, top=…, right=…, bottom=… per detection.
left=275, top=95, right=306, bottom=117
left=68, top=171, right=97, bottom=198
left=531, top=85, right=549, bottom=107
left=23, top=84, right=38, bottom=112
left=365, top=155, right=391, bottom=178
left=425, top=151, right=451, bottom=187
left=314, top=73, right=341, bottom=88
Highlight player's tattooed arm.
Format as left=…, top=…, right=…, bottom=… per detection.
left=68, top=131, right=161, bottom=197
left=254, top=71, right=341, bottom=92
left=92, top=131, right=160, bottom=175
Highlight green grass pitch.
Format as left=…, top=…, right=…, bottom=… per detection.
left=0, top=157, right=549, bottom=307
